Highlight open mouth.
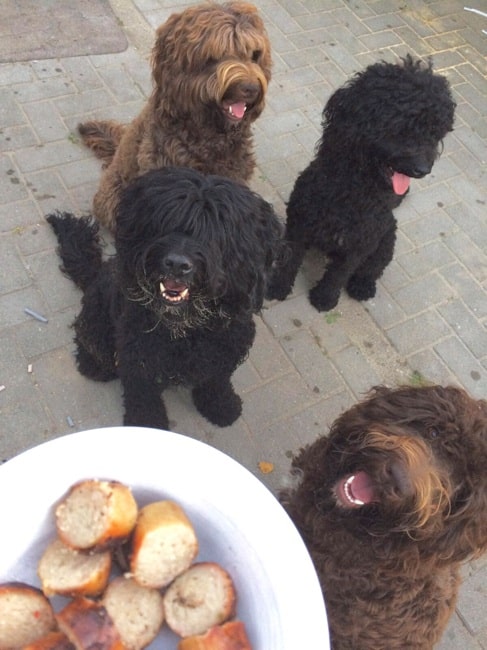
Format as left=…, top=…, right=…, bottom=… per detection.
left=334, top=472, right=377, bottom=509
left=390, top=169, right=411, bottom=195
left=159, top=279, right=190, bottom=305
left=222, top=100, right=248, bottom=121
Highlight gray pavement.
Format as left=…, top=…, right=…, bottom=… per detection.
left=0, top=0, right=486, bottom=647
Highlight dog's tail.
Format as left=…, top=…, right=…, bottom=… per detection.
left=46, top=212, right=103, bottom=291
left=77, top=120, right=125, bottom=166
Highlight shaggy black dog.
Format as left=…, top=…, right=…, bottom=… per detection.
left=267, top=55, right=456, bottom=312
left=47, top=168, right=284, bottom=429
left=281, top=385, right=487, bottom=650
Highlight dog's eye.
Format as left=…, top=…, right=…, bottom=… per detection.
left=428, top=427, right=439, bottom=439
left=251, top=50, right=261, bottom=62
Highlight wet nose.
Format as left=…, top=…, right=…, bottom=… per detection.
left=163, top=253, right=193, bottom=276
left=411, top=161, right=432, bottom=178
left=240, top=81, right=260, bottom=100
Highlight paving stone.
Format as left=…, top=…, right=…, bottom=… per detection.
left=0, top=1, right=486, bottom=644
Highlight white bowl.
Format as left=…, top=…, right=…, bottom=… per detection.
left=0, top=427, right=330, bottom=649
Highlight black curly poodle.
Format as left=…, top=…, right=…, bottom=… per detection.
left=47, top=167, right=285, bottom=429
left=267, top=55, right=456, bottom=312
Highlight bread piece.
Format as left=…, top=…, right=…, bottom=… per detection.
left=130, top=500, right=198, bottom=588
left=0, top=581, right=56, bottom=649
left=55, top=480, right=138, bottom=551
left=163, top=562, right=236, bottom=637
left=56, top=597, right=126, bottom=650
left=24, top=631, right=76, bottom=650
left=38, top=538, right=111, bottom=597
left=103, top=576, right=165, bottom=650
left=177, top=621, right=253, bottom=650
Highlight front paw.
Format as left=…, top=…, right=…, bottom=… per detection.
left=346, top=276, right=377, bottom=301
left=192, top=385, right=242, bottom=427
left=309, top=285, right=341, bottom=312
left=265, top=277, right=293, bottom=302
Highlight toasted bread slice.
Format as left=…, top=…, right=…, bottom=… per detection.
left=130, top=500, right=198, bottom=588
left=38, top=538, right=111, bottom=597
left=177, top=621, right=252, bottom=649
left=0, top=582, right=56, bottom=649
left=164, top=562, right=236, bottom=637
left=55, top=479, right=138, bottom=551
left=103, top=576, right=165, bottom=650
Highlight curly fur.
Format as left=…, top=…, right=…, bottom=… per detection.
left=267, top=55, right=456, bottom=312
left=281, top=385, right=487, bottom=649
left=78, top=1, right=272, bottom=231
left=46, top=167, right=284, bottom=429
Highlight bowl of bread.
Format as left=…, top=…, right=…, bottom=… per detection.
left=0, top=427, right=329, bottom=650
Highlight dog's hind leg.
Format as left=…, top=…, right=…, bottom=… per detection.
left=266, top=240, right=306, bottom=301
left=77, top=120, right=125, bottom=167
left=192, top=377, right=242, bottom=427
left=346, top=221, right=396, bottom=302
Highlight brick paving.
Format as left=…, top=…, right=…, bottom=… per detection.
left=0, top=1, right=486, bottom=647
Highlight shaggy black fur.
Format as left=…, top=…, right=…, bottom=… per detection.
left=267, top=55, right=456, bottom=312
left=47, top=168, right=285, bottom=429
left=281, top=385, right=487, bottom=649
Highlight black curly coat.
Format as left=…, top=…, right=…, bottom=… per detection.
left=47, top=168, right=284, bottom=429
left=267, top=55, right=456, bottom=312
left=281, top=385, right=487, bottom=649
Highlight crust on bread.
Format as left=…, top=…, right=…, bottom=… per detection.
left=55, top=480, right=138, bottom=551
left=177, top=621, right=253, bottom=650
left=24, top=631, right=76, bottom=650
left=38, top=538, right=111, bottom=597
left=130, top=500, right=198, bottom=588
left=56, top=597, right=126, bottom=650
left=164, top=562, right=236, bottom=638
left=103, top=576, right=165, bottom=650
left=0, top=582, right=56, bottom=649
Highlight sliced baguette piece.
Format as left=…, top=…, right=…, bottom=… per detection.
left=55, top=479, right=138, bottom=551
left=177, top=621, right=253, bottom=650
left=130, top=500, right=198, bottom=589
left=38, top=538, right=111, bottom=597
left=56, top=597, right=126, bottom=650
left=163, top=562, right=236, bottom=638
left=0, top=582, right=56, bottom=649
left=103, top=576, right=165, bottom=650
left=24, top=631, right=76, bottom=650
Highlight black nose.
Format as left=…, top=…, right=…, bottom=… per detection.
left=162, top=252, right=193, bottom=276
left=411, top=161, right=433, bottom=178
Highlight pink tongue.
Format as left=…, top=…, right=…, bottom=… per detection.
left=392, top=171, right=410, bottom=195
left=230, top=102, right=246, bottom=119
left=350, top=471, right=376, bottom=504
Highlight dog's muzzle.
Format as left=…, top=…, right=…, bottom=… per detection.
left=159, top=252, right=194, bottom=305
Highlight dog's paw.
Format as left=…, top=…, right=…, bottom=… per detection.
left=192, top=385, right=242, bottom=427
left=309, top=286, right=341, bottom=312
left=123, top=410, right=169, bottom=430
left=346, top=276, right=377, bottom=301
left=265, top=280, right=293, bottom=302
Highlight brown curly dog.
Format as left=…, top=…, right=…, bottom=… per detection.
left=78, top=1, right=272, bottom=231
left=281, top=385, right=487, bottom=650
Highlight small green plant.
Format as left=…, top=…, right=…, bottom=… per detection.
left=409, top=370, right=430, bottom=387
left=325, top=311, right=340, bottom=324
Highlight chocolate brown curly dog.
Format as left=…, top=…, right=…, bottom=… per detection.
left=281, top=385, right=487, bottom=650
left=78, top=1, right=272, bottom=231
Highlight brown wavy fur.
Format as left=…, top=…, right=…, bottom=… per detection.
left=281, top=385, right=487, bottom=649
left=78, top=1, right=272, bottom=231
